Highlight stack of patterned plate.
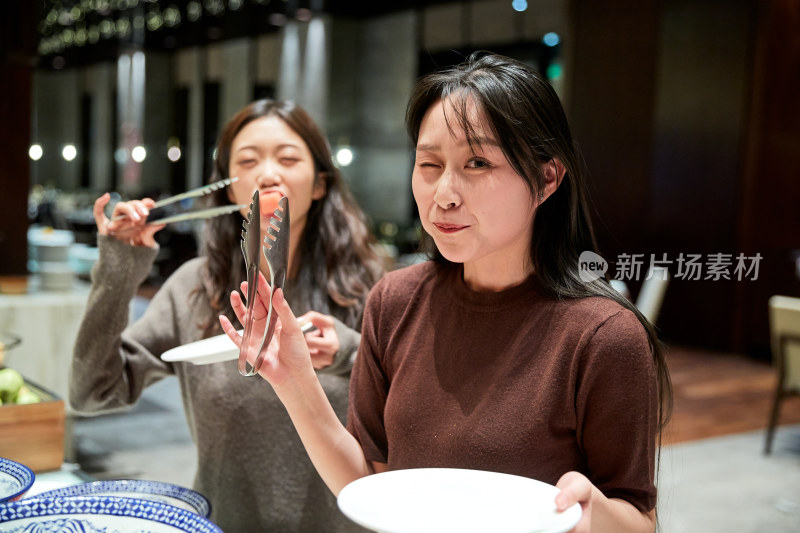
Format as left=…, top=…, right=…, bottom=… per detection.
left=0, top=479, right=220, bottom=532
left=0, top=457, right=34, bottom=503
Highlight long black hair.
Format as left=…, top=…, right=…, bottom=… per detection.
left=406, top=51, right=672, bottom=434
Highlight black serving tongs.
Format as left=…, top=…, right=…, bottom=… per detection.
left=238, top=190, right=290, bottom=376
left=111, top=177, right=246, bottom=225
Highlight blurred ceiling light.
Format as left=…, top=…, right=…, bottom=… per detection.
left=29, top=144, right=43, bottom=161
left=99, top=19, right=115, bottom=38
left=163, top=6, right=181, bottom=27
left=131, top=145, right=147, bottom=163
left=543, top=32, right=560, bottom=47
left=147, top=13, right=164, bottom=31
left=62, top=144, right=77, bottom=161
left=335, top=147, right=353, bottom=167
left=187, top=1, right=202, bottom=22
left=62, top=28, right=75, bottom=45
left=167, top=146, right=182, bottom=162
left=57, top=9, right=72, bottom=25
left=205, top=0, right=225, bottom=17
left=512, top=0, right=528, bottom=12
left=116, top=18, right=131, bottom=38
left=75, top=27, right=88, bottom=46
left=115, top=148, right=128, bottom=164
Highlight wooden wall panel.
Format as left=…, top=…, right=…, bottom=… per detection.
left=569, top=0, right=800, bottom=356
left=735, top=0, right=800, bottom=357
left=0, top=3, right=39, bottom=279
left=567, top=0, right=660, bottom=258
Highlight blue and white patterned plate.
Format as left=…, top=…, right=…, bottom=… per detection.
left=0, top=457, right=35, bottom=502
left=33, top=479, right=211, bottom=517
left=0, top=495, right=222, bottom=533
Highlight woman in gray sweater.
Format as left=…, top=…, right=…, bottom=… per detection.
left=70, top=99, right=384, bottom=532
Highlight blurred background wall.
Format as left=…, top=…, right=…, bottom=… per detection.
left=2, top=0, right=799, bottom=359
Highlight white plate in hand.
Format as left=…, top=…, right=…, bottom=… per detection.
left=160, top=332, right=240, bottom=365
left=337, top=468, right=582, bottom=533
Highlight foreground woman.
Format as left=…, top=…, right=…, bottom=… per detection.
left=223, top=53, right=672, bottom=533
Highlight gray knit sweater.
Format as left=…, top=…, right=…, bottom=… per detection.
left=70, top=235, right=367, bottom=532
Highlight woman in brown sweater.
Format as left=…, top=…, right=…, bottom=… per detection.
left=222, top=53, right=672, bottom=533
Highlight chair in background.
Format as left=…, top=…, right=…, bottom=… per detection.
left=765, top=295, right=800, bottom=454
left=609, top=279, right=631, bottom=300
left=635, top=267, right=670, bottom=325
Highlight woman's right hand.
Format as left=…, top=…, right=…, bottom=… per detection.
left=219, top=272, right=316, bottom=386
left=93, top=192, right=164, bottom=248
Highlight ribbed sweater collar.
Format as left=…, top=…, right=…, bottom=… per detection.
left=440, top=263, right=546, bottom=312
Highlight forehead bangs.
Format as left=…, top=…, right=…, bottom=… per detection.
left=437, top=90, right=494, bottom=153
left=435, top=80, right=541, bottom=193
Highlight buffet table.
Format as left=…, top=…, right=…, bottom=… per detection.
left=0, top=277, right=93, bottom=464
left=0, top=277, right=91, bottom=408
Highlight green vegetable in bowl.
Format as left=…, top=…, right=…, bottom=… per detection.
left=15, top=385, right=41, bottom=404
left=0, top=368, right=25, bottom=403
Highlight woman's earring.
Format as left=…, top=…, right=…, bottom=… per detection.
left=538, top=191, right=545, bottom=202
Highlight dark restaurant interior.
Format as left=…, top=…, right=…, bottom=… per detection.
left=1, top=1, right=799, bottom=531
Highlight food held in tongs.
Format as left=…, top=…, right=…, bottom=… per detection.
left=238, top=190, right=290, bottom=376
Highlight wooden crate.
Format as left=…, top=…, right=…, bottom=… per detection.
left=0, top=375, right=65, bottom=473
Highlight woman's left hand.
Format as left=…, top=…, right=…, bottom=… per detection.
left=297, top=311, right=340, bottom=370
left=555, top=471, right=594, bottom=533
left=554, top=471, right=656, bottom=533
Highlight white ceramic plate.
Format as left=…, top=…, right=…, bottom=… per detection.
left=0, top=458, right=34, bottom=503
left=160, top=322, right=315, bottom=366
left=160, top=332, right=240, bottom=365
left=0, top=495, right=222, bottom=532
left=337, top=468, right=582, bottom=533
left=33, top=479, right=211, bottom=517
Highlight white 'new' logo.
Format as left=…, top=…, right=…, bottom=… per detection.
left=578, top=251, right=608, bottom=282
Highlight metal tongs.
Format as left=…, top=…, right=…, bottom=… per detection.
left=238, top=190, right=290, bottom=376
left=111, top=177, right=246, bottom=225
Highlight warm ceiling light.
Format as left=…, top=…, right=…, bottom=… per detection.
left=62, top=144, right=77, bottom=161
left=335, top=147, right=353, bottom=167
left=131, top=145, right=147, bottom=163
left=29, top=144, right=43, bottom=161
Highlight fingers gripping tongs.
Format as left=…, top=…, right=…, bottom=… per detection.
left=238, top=190, right=290, bottom=376
left=111, top=177, right=246, bottom=225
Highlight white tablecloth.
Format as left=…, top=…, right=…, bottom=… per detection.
left=0, top=278, right=91, bottom=410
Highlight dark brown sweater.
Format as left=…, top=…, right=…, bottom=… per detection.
left=348, top=261, right=658, bottom=512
